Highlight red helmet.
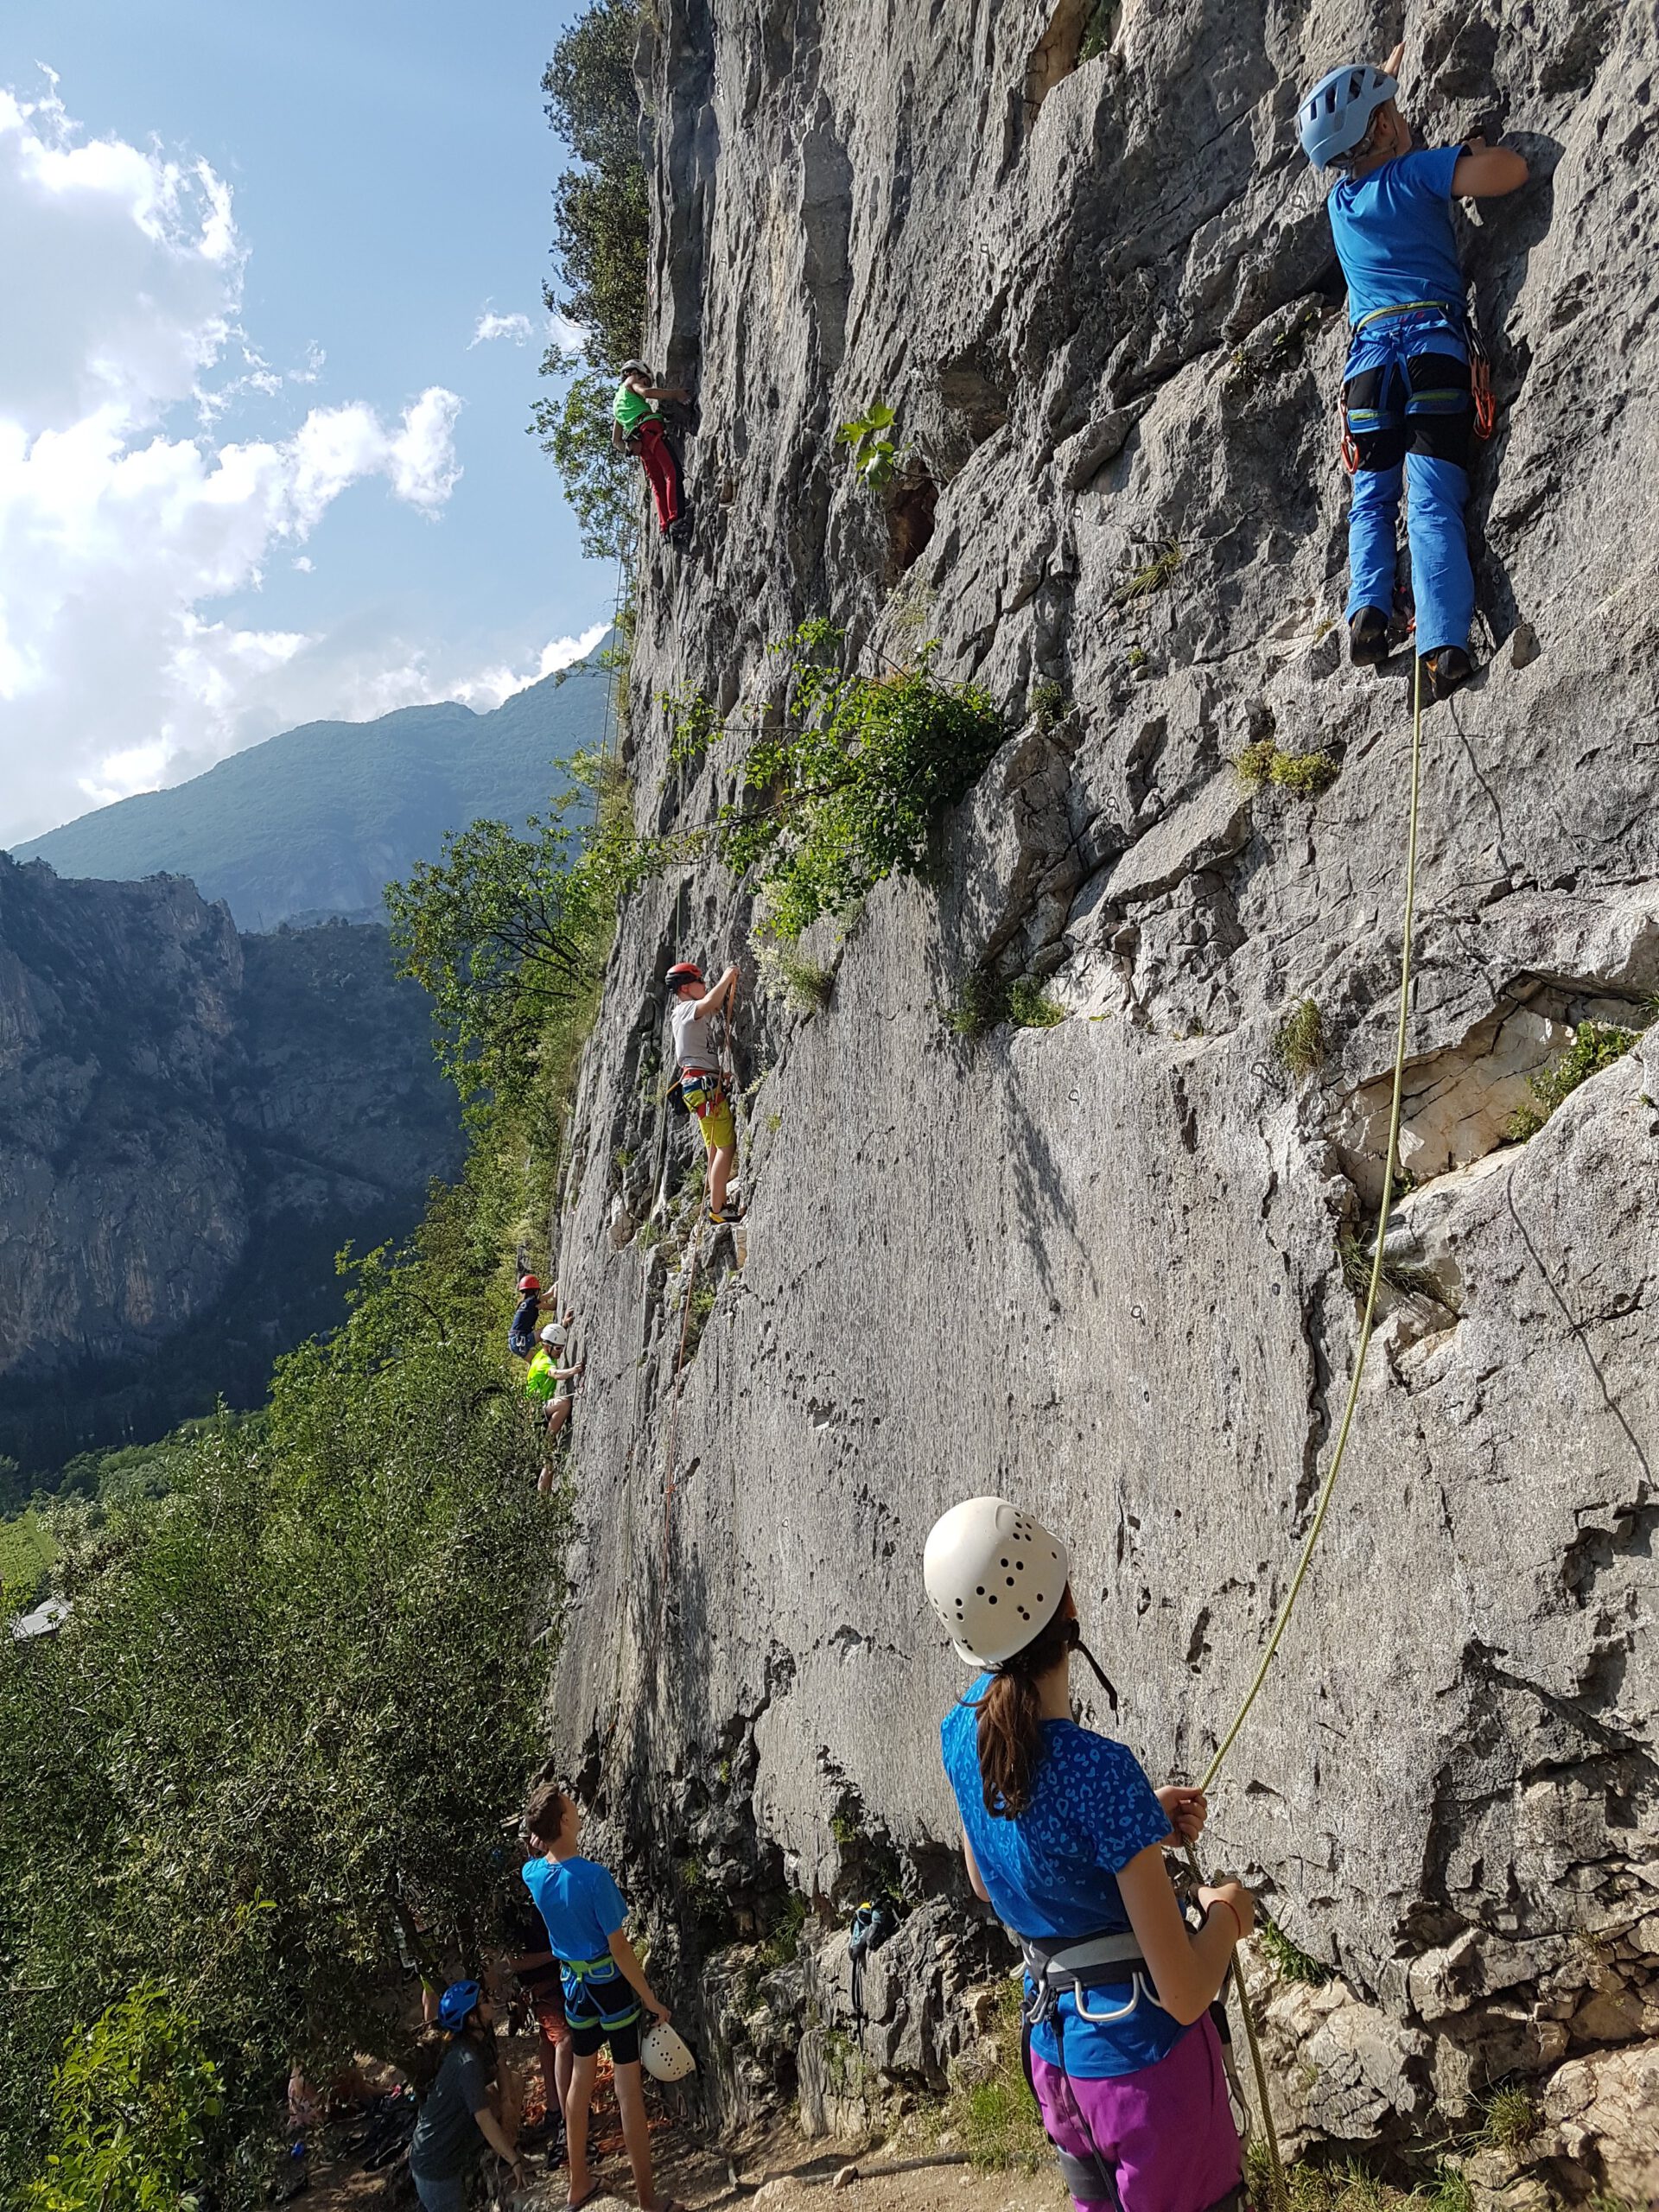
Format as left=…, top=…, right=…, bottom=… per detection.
left=518, top=1274, right=540, bottom=1294
left=665, top=962, right=704, bottom=988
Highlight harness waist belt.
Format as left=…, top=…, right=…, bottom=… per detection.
left=1351, top=297, right=1459, bottom=331
left=1020, top=1928, right=1147, bottom=1987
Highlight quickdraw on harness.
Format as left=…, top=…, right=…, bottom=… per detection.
left=1015, top=1929, right=1243, bottom=2212
left=1337, top=297, right=1496, bottom=474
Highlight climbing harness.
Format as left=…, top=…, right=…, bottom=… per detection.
left=1338, top=297, right=1495, bottom=474
left=561, top=1951, right=645, bottom=2031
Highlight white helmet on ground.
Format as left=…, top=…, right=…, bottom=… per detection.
left=641, top=2019, right=696, bottom=2082
left=923, top=1497, right=1070, bottom=1669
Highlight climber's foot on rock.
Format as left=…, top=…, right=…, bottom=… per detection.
left=1420, top=645, right=1471, bottom=700
left=1350, top=607, right=1389, bottom=665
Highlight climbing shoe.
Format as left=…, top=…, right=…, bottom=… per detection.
left=1419, top=645, right=1471, bottom=700
left=1349, top=607, right=1389, bottom=665
left=709, top=1203, right=745, bottom=1226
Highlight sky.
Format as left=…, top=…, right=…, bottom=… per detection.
left=0, top=0, right=610, bottom=846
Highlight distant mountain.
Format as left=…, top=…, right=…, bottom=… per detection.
left=0, top=854, right=463, bottom=1478
left=10, top=656, right=612, bottom=931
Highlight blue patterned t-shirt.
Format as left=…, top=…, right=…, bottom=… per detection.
left=940, top=1677, right=1188, bottom=2076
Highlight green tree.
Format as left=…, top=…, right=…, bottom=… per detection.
left=529, top=367, right=637, bottom=563
left=0, top=1208, right=556, bottom=2191
left=537, top=1, right=649, bottom=543
left=385, top=811, right=605, bottom=1102
left=25, top=1985, right=224, bottom=2212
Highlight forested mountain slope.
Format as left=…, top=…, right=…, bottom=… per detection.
left=11, top=658, right=610, bottom=931
left=537, top=0, right=1658, bottom=2196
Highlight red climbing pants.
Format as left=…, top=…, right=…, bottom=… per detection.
left=634, top=420, right=683, bottom=531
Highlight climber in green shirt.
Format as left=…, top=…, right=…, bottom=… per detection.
left=525, top=1320, right=582, bottom=1495
left=613, top=359, right=690, bottom=534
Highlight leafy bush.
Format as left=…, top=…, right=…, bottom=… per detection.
left=0, top=1509, right=56, bottom=1611
left=835, top=399, right=907, bottom=489
left=663, top=684, right=720, bottom=768
left=724, top=622, right=1004, bottom=935
left=23, top=1985, right=224, bottom=2212
left=1504, top=1020, right=1639, bottom=1142
left=1274, top=999, right=1325, bottom=1079
left=1257, top=1916, right=1335, bottom=1987
left=1078, top=1, right=1121, bottom=61
left=1007, top=978, right=1065, bottom=1028
left=1236, top=740, right=1339, bottom=798
left=754, top=931, right=835, bottom=1014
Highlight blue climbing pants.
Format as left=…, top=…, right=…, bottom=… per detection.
left=1342, top=304, right=1475, bottom=657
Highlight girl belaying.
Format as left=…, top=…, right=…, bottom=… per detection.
left=1300, top=46, right=1529, bottom=697
left=613, top=359, right=690, bottom=535
left=926, top=1497, right=1257, bottom=2212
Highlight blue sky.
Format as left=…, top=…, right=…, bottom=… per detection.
left=0, top=0, right=609, bottom=842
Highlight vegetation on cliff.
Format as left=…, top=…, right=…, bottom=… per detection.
left=531, top=0, right=646, bottom=563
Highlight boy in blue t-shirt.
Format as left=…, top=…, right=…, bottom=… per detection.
left=1298, top=47, right=1528, bottom=696
left=521, top=1783, right=683, bottom=2212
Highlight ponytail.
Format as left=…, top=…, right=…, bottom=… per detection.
left=974, top=1603, right=1077, bottom=1817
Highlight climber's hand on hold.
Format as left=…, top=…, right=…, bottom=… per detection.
left=1382, top=40, right=1405, bottom=79
left=1155, top=1785, right=1207, bottom=1846
left=1198, top=1880, right=1256, bottom=1943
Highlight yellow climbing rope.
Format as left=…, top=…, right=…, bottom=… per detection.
left=1194, top=652, right=1428, bottom=2212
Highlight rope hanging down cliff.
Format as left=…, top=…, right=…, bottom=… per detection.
left=1185, top=651, right=1429, bottom=2212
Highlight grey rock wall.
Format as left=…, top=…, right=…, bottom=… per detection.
left=547, top=0, right=1656, bottom=2191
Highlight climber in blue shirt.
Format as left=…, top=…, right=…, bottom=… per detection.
left=1299, top=47, right=1528, bottom=697
left=520, top=1782, right=683, bottom=2212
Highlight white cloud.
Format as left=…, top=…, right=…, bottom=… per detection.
left=0, top=77, right=465, bottom=844
left=445, top=623, right=610, bottom=709
left=543, top=311, right=588, bottom=359
left=469, top=309, right=532, bottom=347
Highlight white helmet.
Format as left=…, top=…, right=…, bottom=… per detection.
left=641, top=2019, right=696, bottom=2082
left=923, top=1497, right=1070, bottom=1669
left=539, top=1321, right=564, bottom=1346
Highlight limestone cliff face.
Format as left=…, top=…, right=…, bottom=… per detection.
left=0, top=857, right=461, bottom=1471
left=548, top=2, right=1656, bottom=2191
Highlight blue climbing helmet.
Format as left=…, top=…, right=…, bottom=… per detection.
left=437, top=1980, right=483, bottom=2031
left=1298, top=63, right=1396, bottom=168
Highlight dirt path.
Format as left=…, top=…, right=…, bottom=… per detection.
left=510, top=2126, right=1068, bottom=2212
